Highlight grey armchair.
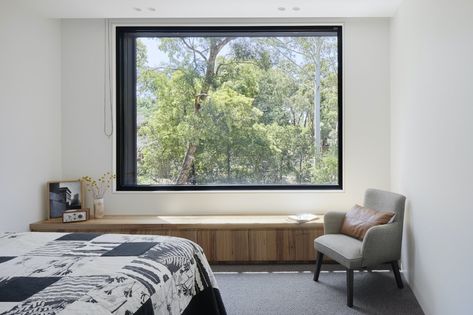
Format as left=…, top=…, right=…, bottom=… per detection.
left=313, top=189, right=406, bottom=307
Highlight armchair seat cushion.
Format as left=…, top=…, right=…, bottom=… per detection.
left=314, top=234, right=363, bottom=269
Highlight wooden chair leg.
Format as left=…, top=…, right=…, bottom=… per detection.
left=391, top=261, right=404, bottom=289
left=346, top=268, right=354, bottom=307
left=313, top=252, right=324, bottom=282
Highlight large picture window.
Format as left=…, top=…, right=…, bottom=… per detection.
left=116, top=26, right=342, bottom=191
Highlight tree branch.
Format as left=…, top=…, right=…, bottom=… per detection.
left=272, top=45, right=304, bottom=70
left=270, top=38, right=307, bottom=58
left=180, top=38, right=208, bottom=62
left=216, top=37, right=235, bottom=52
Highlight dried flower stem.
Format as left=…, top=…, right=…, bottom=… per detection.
left=82, top=172, right=116, bottom=199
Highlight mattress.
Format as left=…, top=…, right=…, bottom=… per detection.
left=0, top=232, right=225, bottom=315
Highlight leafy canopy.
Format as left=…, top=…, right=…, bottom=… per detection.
left=136, top=35, right=339, bottom=186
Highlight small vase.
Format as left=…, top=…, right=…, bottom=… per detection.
left=93, top=198, right=105, bottom=219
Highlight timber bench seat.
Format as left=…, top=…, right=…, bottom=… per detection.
left=30, top=215, right=325, bottom=264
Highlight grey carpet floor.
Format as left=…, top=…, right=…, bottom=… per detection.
left=212, top=264, right=424, bottom=315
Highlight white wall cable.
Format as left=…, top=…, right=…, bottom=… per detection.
left=104, top=19, right=113, bottom=137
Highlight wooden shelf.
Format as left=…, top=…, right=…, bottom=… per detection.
left=30, top=215, right=325, bottom=264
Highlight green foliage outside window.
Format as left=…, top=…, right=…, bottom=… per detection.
left=135, top=34, right=340, bottom=186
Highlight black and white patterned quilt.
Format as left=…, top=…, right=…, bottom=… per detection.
left=0, top=232, right=226, bottom=315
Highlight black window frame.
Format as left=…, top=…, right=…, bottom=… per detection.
left=116, top=25, right=343, bottom=191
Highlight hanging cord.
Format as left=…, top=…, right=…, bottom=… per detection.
left=103, top=19, right=113, bottom=137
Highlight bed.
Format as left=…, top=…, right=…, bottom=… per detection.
left=0, top=232, right=226, bottom=315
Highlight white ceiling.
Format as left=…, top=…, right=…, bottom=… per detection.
left=16, top=0, right=403, bottom=18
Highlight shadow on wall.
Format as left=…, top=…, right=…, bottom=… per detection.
left=402, top=199, right=415, bottom=284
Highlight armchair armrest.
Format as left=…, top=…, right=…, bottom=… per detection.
left=361, top=222, right=402, bottom=267
left=323, top=212, right=346, bottom=234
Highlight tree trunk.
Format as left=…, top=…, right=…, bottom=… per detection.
left=176, top=143, right=198, bottom=184
left=176, top=38, right=233, bottom=184
left=313, top=38, right=322, bottom=155
left=226, top=144, right=231, bottom=181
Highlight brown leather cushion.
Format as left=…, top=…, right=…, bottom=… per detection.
left=340, top=204, right=395, bottom=240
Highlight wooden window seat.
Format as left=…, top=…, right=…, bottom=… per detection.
left=30, top=215, right=325, bottom=264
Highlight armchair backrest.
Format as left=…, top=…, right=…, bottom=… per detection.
left=364, top=188, right=406, bottom=229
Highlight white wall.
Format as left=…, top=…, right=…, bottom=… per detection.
left=61, top=18, right=391, bottom=215
left=391, top=0, right=473, bottom=314
left=0, top=2, right=62, bottom=231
